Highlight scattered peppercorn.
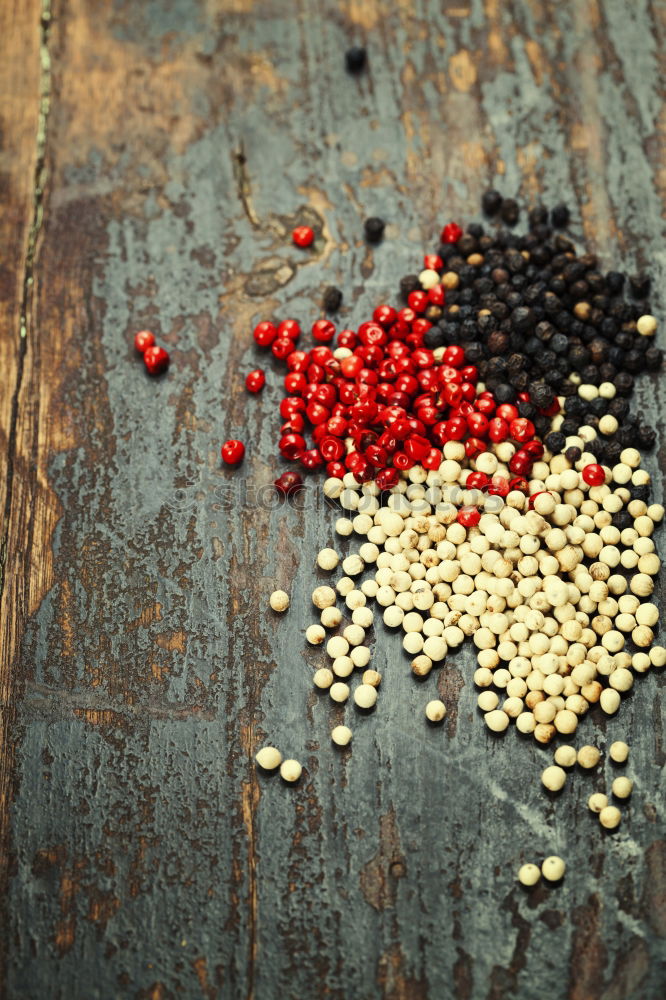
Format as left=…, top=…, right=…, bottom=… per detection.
left=221, top=439, right=245, bottom=465
left=364, top=216, right=385, bottom=243
left=134, top=330, right=155, bottom=353
left=143, top=344, right=170, bottom=376
left=323, top=286, right=343, bottom=312
left=292, top=225, right=315, bottom=248
left=345, top=46, right=367, bottom=73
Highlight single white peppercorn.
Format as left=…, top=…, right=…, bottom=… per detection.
left=541, top=856, right=566, bottom=882
left=255, top=746, right=282, bottom=770
left=313, top=668, right=333, bottom=689
left=312, top=585, right=337, bottom=609
left=636, top=314, right=657, bottom=336
left=554, top=745, right=577, bottom=768
left=316, top=547, right=339, bottom=571
left=331, top=725, right=352, bottom=747
left=599, top=805, right=621, bottom=829
left=350, top=645, right=371, bottom=668
left=362, top=669, right=381, bottom=687
left=542, top=765, right=567, bottom=792
left=280, top=759, right=302, bottom=783
left=588, top=792, right=608, bottom=814
left=320, top=606, right=342, bottom=629
left=306, top=624, right=326, bottom=645
left=612, top=776, right=633, bottom=798
left=518, top=863, right=541, bottom=887
left=354, top=684, right=378, bottom=710
left=577, top=746, right=601, bottom=769
left=485, top=709, right=509, bottom=733
left=609, top=741, right=629, bottom=763
left=329, top=682, right=350, bottom=703
left=270, top=590, right=290, bottom=612
left=425, top=699, right=446, bottom=723
left=326, top=636, right=349, bottom=659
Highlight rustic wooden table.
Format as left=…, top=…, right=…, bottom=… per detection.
left=1, top=1, right=665, bottom=997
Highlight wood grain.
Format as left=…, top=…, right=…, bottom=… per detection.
left=1, top=1, right=665, bottom=997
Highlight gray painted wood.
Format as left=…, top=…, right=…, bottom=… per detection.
left=1, top=1, right=665, bottom=997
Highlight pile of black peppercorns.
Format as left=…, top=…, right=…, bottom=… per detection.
left=399, top=193, right=662, bottom=468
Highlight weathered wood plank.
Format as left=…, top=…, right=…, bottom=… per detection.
left=1, top=0, right=665, bottom=998
left=0, top=0, right=47, bottom=986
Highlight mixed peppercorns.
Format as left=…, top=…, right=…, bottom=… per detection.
left=133, top=192, right=663, bottom=889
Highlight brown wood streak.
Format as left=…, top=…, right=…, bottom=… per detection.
left=0, top=0, right=45, bottom=987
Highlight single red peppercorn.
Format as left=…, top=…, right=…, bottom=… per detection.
left=326, top=461, right=346, bottom=478
left=274, top=470, right=303, bottom=497
left=272, top=337, right=294, bottom=360
left=245, top=369, right=266, bottom=393
left=427, top=285, right=445, bottom=306
left=292, top=225, right=315, bottom=248
left=424, top=254, right=443, bottom=271
left=466, top=471, right=489, bottom=490
left=488, top=417, right=509, bottom=442
left=277, top=319, right=301, bottom=340
left=407, top=290, right=428, bottom=313
left=300, top=448, right=324, bottom=471
left=312, top=319, right=336, bottom=342
left=441, top=222, right=463, bottom=243
left=488, top=476, right=510, bottom=497
left=422, top=447, right=442, bottom=470
left=509, top=476, right=530, bottom=493
left=279, top=433, right=306, bottom=459
left=509, top=417, right=535, bottom=442
left=253, top=320, right=277, bottom=346
left=221, top=439, right=245, bottom=464
left=134, top=330, right=155, bottom=353
left=582, top=463, right=606, bottom=487
left=144, top=345, right=170, bottom=376
left=496, top=403, right=519, bottom=423
left=457, top=506, right=481, bottom=527
left=375, top=467, right=400, bottom=490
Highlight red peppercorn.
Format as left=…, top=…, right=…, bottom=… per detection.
left=582, top=463, right=606, bottom=487
left=271, top=337, right=294, bottom=360
left=312, top=319, right=336, bottom=342
left=422, top=447, right=442, bottom=470
left=466, top=471, right=489, bottom=490
left=496, top=403, right=519, bottom=423
left=284, top=372, right=306, bottom=394
left=277, top=319, right=301, bottom=340
left=274, top=470, right=303, bottom=497
left=253, top=321, right=277, bottom=346
left=245, top=369, right=266, bottom=393
left=441, top=222, right=463, bottom=243
left=134, top=330, right=155, bottom=353
left=407, top=290, right=428, bottom=313
left=509, top=417, right=535, bottom=442
left=279, top=433, right=306, bottom=459
left=143, top=345, right=170, bottom=376
left=457, top=506, right=480, bottom=527
left=488, top=417, right=509, bottom=442
left=427, top=285, right=445, bottom=306
left=424, top=254, right=443, bottom=271
left=221, top=439, right=245, bottom=464
left=326, top=461, right=346, bottom=478
left=488, top=476, right=510, bottom=497
left=373, top=304, right=398, bottom=326
left=375, top=467, right=400, bottom=490
left=320, top=436, right=345, bottom=462
left=292, top=225, right=314, bottom=248
left=300, top=448, right=324, bottom=471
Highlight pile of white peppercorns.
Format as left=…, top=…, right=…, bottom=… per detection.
left=257, top=419, right=662, bottom=889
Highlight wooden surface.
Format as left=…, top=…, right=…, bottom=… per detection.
left=1, top=1, right=665, bottom=997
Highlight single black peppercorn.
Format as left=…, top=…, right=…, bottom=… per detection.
left=528, top=205, right=549, bottom=228
left=545, top=431, right=566, bottom=453
left=565, top=446, right=582, bottom=464
left=500, top=198, right=520, bottom=226
left=423, top=326, right=446, bottom=349
left=637, top=425, right=657, bottom=449
left=629, top=273, right=650, bottom=298
left=481, top=189, right=503, bottom=216
left=345, top=46, right=367, bottom=73
left=399, top=274, right=420, bottom=300
left=611, top=510, right=632, bottom=531
left=323, top=286, right=343, bottom=312
left=605, top=271, right=625, bottom=294
left=551, top=203, right=570, bottom=228
left=494, top=383, right=517, bottom=404
left=364, top=216, right=385, bottom=243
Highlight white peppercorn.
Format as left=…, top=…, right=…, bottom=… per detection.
left=255, top=746, right=282, bottom=770
left=331, top=725, right=352, bottom=747
left=612, top=776, right=633, bottom=799
left=329, top=682, right=350, bottom=703
left=270, top=590, right=290, bottom=613
left=354, top=684, right=378, bottom=709
left=518, top=863, right=541, bottom=887
left=588, top=792, right=608, bottom=813
left=599, top=805, right=621, bottom=829
left=425, top=699, right=446, bottom=723
left=280, top=759, right=302, bottom=783
left=542, top=765, right=567, bottom=792
left=541, top=856, right=566, bottom=881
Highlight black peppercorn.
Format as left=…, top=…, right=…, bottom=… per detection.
left=605, top=271, right=625, bottom=294
left=637, top=425, right=657, bottom=449
left=399, top=274, right=420, bottom=300
left=629, top=273, right=650, bottom=298
left=345, top=46, right=367, bottom=72
left=423, top=325, right=446, bottom=349
left=494, top=383, right=517, bottom=403
left=545, top=431, right=566, bottom=453
left=560, top=419, right=580, bottom=437
left=364, top=216, right=385, bottom=242
left=500, top=199, right=520, bottom=226
left=565, top=446, right=582, bottom=464
left=551, top=203, right=570, bottom=228
left=630, top=484, right=651, bottom=502
left=481, top=189, right=503, bottom=216
left=611, top=510, right=632, bottom=531
left=323, top=286, right=343, bottom=312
